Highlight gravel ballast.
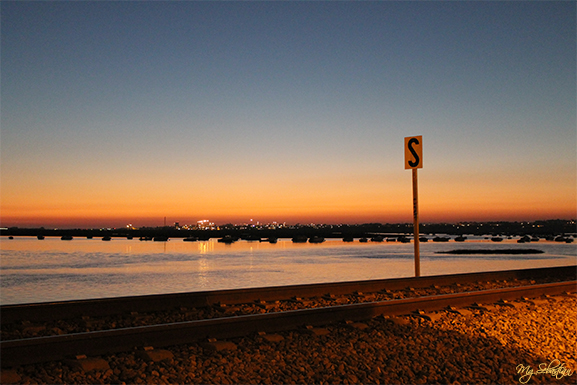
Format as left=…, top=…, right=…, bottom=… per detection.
left=3, top=293, right=575, bottom=384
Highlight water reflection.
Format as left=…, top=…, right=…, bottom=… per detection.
left=1, top=237, right=575, bottom=305
left=198, top=241, right=213, bottom=254
left=197, top=257, right=209, bottom=288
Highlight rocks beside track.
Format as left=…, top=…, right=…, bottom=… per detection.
left=4, top=293, right=576, bottom=384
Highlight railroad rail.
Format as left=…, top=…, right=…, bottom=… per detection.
left=2, top=265, right=575, bottom=324
left=1, top=279, right=575, bottom=368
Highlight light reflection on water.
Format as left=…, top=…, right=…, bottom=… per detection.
left=1, top=237, right=575, bottom=305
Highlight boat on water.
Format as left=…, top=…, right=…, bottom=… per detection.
left=61, top=235, right=73, bottom=240
left=153, top=236, right=169, bottom=242
left=218, top=235, right=237, bottom=244
left=183, top=236, right=198, bottom=242
left=260, top=237, right=278, bottom=243
left=433, top=236, right=450, bottom=242
left=37, top=235, right=45, bottom=240
left=309, top=236, right=325, bottom=244
left=454, top=236, right=466, bottom=242
left=370, top=236, right=384, bottom=242
left=342, top=237, right=354, bottom=242
left=102, top=236, right=112, bottom=241
left=491, top=237, right=504, bottom=242
left=555, top=236, right=574, bottom=243
left=292, top=236, right=308, bottom=243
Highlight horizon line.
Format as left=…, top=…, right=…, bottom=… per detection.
left=2, top=218, right=575, bottom=231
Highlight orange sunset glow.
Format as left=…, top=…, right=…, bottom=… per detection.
left=2, top=163, right=575, bottom=228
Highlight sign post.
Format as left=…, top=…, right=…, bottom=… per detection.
left=404, top=136, right=423, bottom=277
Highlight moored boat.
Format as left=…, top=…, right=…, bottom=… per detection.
left=218, top=235, right=236, bottom=244
left=309, top=236, right=325, bottom=243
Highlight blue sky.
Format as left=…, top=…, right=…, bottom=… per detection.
left=1, top=1, right=575, bottom=227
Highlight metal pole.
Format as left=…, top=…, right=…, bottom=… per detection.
left=412, top=168, right=420, bottom=277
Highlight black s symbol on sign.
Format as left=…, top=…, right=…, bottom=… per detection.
left=408, top=137, right=420, bottom=168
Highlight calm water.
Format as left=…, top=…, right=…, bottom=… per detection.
left=1, top=236, right=575, bottom=305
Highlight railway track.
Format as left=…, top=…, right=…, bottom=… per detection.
left=1, top=266, right=575, bottom=369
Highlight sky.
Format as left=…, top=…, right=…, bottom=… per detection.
left=1, top=1, right=576, bottom=228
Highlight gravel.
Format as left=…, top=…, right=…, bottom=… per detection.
left=5, top=291, right=575, bottom=384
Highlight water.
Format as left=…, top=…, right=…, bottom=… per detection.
left=1, top=236, right=575, bottom=305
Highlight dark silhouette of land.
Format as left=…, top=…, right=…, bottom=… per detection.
left=1, top=220, right=575, bottom=240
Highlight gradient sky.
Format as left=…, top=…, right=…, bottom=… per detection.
left=1, top=1, right=576, bottom=228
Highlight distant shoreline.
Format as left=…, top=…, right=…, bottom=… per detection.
left=1, top=220, right=576, bottom=242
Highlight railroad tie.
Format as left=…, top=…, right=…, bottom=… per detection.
left=345, top=320, right=369, bottom=330
left=257, top=331, right=284, bottom=343
left=410, top=309, right=443, bottom=322
left=386, top=316, right=411, bottom=326
left=304, top=325, right=330, bottom=336
left=136, top=347, right=174, bottom=362
left=467, top=303, right=496, bottom=312
left=444, top=306, right=473, bottom=317
left=524, top=298, right=552, bottom=306
left=201, top=338, right=237, bottom=352
left=65, top=355, right=110, bottom=373
left=494, top=299, right=521, bottom=309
